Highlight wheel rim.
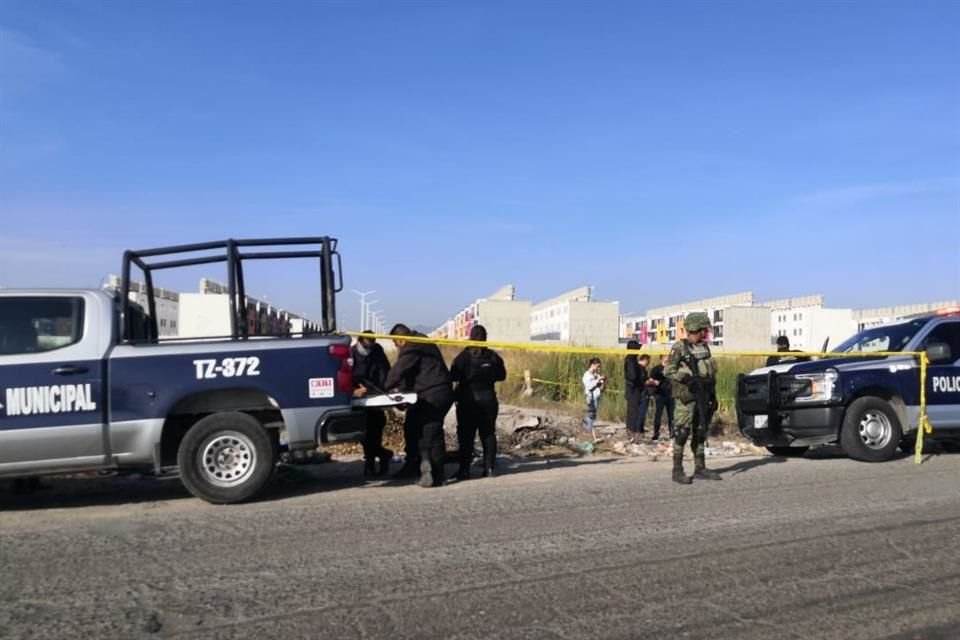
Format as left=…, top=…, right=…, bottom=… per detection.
left=858, top=411, right=893, bottom=450
left=199, top=431, right=257, bottom=487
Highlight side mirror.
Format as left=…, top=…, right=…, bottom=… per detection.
left=925, top=342, right=952, bottom=364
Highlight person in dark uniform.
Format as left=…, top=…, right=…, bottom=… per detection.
left=384, top=324, right=454, bottom=488
left=765, top=336, right=810, bottom=367
left=450, top=325, right=507, bottom=480
left=623, top=341, right=645, bottom=443
left=352, top=330, right=394, bottom=477
left=635, top=354, right=656, bottom=440
left=650, top=354, right=675, bottom=440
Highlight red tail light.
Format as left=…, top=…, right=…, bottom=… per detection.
left=328, top=343, right=354, bottom=393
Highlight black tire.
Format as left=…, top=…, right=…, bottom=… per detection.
left=765, top=446, right=809, bottom=457
left=840, top=397, right=902, bottom=462
left=177, top=411, right=276, bottom=504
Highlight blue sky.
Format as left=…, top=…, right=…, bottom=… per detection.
left=1, top=0, right=958, bottom=329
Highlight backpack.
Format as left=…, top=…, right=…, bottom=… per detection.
left=465, top=348, right=500, bottom=387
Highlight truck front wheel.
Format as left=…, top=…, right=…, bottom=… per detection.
left=177, top=412, right=276, bottom=503
left=840, top=397, right=902, bottom=462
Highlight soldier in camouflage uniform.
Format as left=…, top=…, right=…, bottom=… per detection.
left=664, top=312, right=723, bottom=484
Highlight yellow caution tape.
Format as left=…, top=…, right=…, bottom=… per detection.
left=342, top=330, right=919, bottom=359
left=915, top=353, right=934, bottom=464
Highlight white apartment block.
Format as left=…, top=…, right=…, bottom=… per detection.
left=854, top=300, right=960, bottom=330
left=104, top=275, right=180, bottom=337
left=530, top=286, right=620, bottom=347
left=179, top=279, right=317, bottom=338
left=639, top=292, right=858, bottom=352
left=431, top=285, right=531, bottom=343
left=767, top=297, right=856, bottom=352
left=643, top=292, right=771, bottom=351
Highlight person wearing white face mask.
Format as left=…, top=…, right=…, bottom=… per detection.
left=352, top=331, right=394, bottom=477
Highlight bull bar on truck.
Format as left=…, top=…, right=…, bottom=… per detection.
left=736, top=370, right=845, bottom=447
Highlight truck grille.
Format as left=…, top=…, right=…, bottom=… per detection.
left=737, top=372, right=814, bottom=414
left=737, top=373, right=774, bottom=414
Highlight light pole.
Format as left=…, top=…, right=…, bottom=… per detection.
left=370, top=309, right=385, bottom=335
left=365, top=301, right=379, bottom=333
left=351, top=290, right=375, bottom=331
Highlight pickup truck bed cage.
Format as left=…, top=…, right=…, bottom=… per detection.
left=120, top=237, right=342, bottom=342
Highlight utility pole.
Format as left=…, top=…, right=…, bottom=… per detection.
left=351, top=290, right=375, bottom=331
left=365, top=301, right=379, bottom=333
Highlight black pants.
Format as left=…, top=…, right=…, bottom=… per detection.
left=403, top=410, right=420, bottom=466
left=407, top=390, right=453, bottom=476
left=456, top=396, right=499, bottom=470
left=654, top=395, right=676, bottom=438
left=625, top=388, right=643, bottom=434
left=627, top=389, right=651, bottom=434
left=362, top=409, right=390, bottom=464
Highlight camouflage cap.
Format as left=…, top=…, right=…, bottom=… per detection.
left=684, top=312, right=712, bottom=332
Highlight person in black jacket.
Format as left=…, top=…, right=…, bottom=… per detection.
left=352, top=331, right=393, bottom=477
left=384, top=323, right=454, bottom=488
left=650, top=354, right=675, bottom=440
left=450, top=325, right=507, bottom=480
left=625, top=344, right=655, bottom=443
left=765, top=336, right=811, bottom=367
left=623, top=341, right=645, bottom=443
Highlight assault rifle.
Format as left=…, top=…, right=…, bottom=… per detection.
left=680, top=345, right=717, bottom=433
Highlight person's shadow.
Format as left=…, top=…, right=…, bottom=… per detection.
left=713, top=455, right=789, bottom=476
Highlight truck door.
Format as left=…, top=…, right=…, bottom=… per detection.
left=919, top=319, right=960, bottom=429
left=0, top=294, right=107, bottom=474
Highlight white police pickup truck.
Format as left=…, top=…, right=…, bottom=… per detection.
left=0, top=238, right=368, bottom=503
left=737, top=310, right=960, bottom=461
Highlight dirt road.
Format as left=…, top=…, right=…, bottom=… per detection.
left=1, top=451, right=959, bottom=639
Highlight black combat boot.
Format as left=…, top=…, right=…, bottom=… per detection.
left=377, top=448, right=394, bottom=476
left=672, top=453, right=692, bottom=485
left=363, top=458, right=376, bottom=478
left=451, top=450, right=471, bottom=481
left=694, top=454, right=722, bottom=481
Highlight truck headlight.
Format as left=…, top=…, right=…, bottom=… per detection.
left=793, top=368, right=840, bottom=403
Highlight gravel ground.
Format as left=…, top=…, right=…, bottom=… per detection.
left=1, top=449, right=958, bottom=640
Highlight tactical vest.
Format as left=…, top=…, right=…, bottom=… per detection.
left=673, top=340, right=716, bottom=403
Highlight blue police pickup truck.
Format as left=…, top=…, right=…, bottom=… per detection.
left=737, top=310, right=960, bottom=461
left=0, top=238, right=367, bottom=503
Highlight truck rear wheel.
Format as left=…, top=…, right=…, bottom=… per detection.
left=177, top=411, right=276, bottom=504
left=840, top=397, right=902, bottom=462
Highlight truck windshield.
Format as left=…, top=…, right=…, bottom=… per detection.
left=832, top=319, right=928, bottom=354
